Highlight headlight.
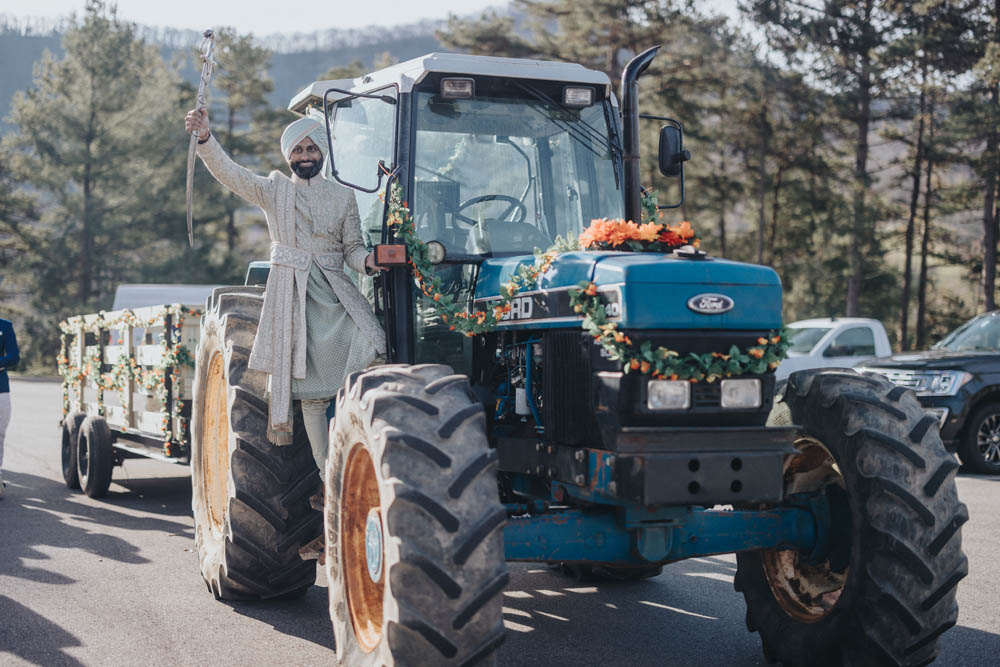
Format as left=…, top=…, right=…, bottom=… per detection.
left=720, top=379, right=762, bottom=409
left=860, top=368, right=973, bottom=396
left=647, top=380, right=690, bottom=410
left=921, top=371, right=973, bottom=396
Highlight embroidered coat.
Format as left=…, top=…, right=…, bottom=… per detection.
left=196, top=136, right=386, bottom=432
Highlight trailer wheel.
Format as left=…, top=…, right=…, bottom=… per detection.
left=736, top=369, right=967, bottom=666
left=326, top=364, right=507, bottom=666
left=956, top=402, right=1000, bottom=474
left=190, top=287, right=320, bottom=600
left=61, top=411, right=87, bottom=490
left=77, top=415, right=114, bottom=498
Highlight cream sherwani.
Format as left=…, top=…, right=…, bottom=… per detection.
left=196, top=136, right=386, bottom=435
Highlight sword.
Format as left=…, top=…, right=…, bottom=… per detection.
left=186, top=29, right=216, bottom=247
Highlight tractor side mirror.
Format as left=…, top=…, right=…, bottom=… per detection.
left=658, top=125, right=691, bottom=178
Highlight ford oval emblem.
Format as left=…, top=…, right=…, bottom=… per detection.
left=687, top=293, right=734, bottom=315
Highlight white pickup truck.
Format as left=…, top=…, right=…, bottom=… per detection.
left=775, top=317, right=893, bottom=381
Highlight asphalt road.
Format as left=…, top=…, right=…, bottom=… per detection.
left=1, top=379, right=998, bottom=666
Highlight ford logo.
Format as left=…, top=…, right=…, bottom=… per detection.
left=687, top=293, right=734, bottom=314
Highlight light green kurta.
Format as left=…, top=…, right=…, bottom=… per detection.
left=291, top=263, right=377, bottom=400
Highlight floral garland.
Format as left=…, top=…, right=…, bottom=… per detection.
left=386, top=183, right=789, bottom=382
left=58, top=305, right=199, bottom=454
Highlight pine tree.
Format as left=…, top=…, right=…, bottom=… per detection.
left=208, top=27, right=279, bottom=254
left=2, top=0, right=189, bottom=319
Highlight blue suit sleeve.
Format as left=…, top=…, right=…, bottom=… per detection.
left=0, top=323, right=19, bottom=369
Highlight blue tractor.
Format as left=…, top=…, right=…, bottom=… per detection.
left=189, top=49, right=967, bottom=666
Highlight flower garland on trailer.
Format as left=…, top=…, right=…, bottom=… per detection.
left=386, top=183, right=790, bottom=382
left=58, top=305, right=200, bottom=452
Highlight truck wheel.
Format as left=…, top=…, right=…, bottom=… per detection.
left=77, top=415, right=114, bottom=498
left=957, top=402, right=1000, bottom=474
left=61, top=411, right=87, bottom=489
left=326, top=364, right=508, bottom=666
left=736, top=369, right=967, bottom=666
left=191, top=287, right=321, bottom=600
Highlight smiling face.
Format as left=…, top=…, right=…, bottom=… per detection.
left=288, top=137, right=323, bottom=179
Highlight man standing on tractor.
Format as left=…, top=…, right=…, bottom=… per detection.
left=184, top=109, right=386, bottom=473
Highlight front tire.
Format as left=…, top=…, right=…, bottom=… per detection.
left=61, top=411, right=87, bottom=489
left=957, top=402, right=1000, bottom=474
left=326, top=364, right=508, bottom=666
left=736, top=369, right=967, bottom=666
left=190, top=286, right=321, bottom=600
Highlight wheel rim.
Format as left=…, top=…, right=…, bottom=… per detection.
left=762, top=437, right=849, bottom=623
left=976, top=413, right=1000, bottom=463
left=201, top=351, right=230, bottom=535
left=341, top=444, right=384, bottom=653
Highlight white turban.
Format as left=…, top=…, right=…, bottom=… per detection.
left=280, top=117, right=328, bottom=161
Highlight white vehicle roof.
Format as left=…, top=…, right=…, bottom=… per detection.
left=787, top=317, right=882, bottom=328
left=289, top=52, right=614, bottom=115
left=111, top=284, right=222, bottom=310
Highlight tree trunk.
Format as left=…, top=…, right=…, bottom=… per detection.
left=916, top=93, right=936, bottom=349
left=756, top=102, right=768, bottom=266
left=79, top=107, right=97, bottom=304
left=846, top=45, right=872, bottom=317
left=981, top=0, right=1000, bottom=311
left=900, top=57, right=928, bottom=350
left=227, top=105, right=237, bottom=254
left=768, top=166, right=784, bottom=265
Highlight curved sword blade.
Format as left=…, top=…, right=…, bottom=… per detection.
left=186, top=133, right=197, bottom=246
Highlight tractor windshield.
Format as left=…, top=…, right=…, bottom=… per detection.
left=412, top=90, right=624, bottom=256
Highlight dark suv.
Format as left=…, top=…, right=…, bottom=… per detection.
left=858, top=311, right=1000, bottom=473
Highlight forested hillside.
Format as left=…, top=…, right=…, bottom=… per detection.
left=1, top=0, right=998, bottom=373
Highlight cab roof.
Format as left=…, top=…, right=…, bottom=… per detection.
left=288, top=52, right=614, bottom=115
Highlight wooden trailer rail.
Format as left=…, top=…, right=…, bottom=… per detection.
left=57, top=304, right=202, bottom=459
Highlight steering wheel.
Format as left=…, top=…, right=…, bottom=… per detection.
left=453, top=194, right=527, bottom=225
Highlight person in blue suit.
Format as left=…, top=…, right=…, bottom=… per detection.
left=0, top=317, right=19, bottom=497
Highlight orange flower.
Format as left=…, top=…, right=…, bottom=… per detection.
left=608, top=220, right=640, bottom=247
left=757, top=337, right=769, bottom=345
left=675, top=221, right=695, bottom=240
left=769, top=361, right=780, bottom=370
left=748, top=348, right=765, bottom=359
left=433, top=293, right=441, bottom=302
left=640, top=361, right=651, bottom=374
left=669, top=374, right=679, bottom=381
left=574, top=304, right=583, bottom=313
left=629, top=359, right=640, bottom=370
left=613, top=331, right=627, bottom=343
left=584, top=283, right=598, bottom=296
left=770, top=335, right=781, bottom=344
left=493, top=306, right=505, bottom=318
left=636, top=222, right=662, bottom=242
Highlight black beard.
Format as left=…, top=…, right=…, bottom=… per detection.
left=291, top=160, right=322, bottom=179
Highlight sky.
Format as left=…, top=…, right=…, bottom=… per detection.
left=1, top=0, right=508, bottom=34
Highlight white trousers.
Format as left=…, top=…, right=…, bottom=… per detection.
left=0, top=392, right=10, bottom=469
left=300, top=398, right=332, bottom=474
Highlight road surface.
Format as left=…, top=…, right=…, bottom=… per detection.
left=1, top=379, right=998, bottom=665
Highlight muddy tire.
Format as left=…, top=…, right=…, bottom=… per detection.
left=61, top=411, right=87, bottom=489
left=77, top=415, right=114, bottom=498
left=325, top=364, right=507, bottom=666
left=736, top=369, right=967, bottom=666
left=956, top=402, right=1000, bottom=474
left=191, top=286, right=321, bottom=601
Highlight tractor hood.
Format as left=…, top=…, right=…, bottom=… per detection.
left=473, top=251, right=782, bottom=331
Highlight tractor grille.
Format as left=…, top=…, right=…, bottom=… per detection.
left=692, top=382, right=721, bottom=407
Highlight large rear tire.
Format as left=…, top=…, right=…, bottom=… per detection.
left=736, top=369, right=967, bottom=666
left=77, top=415, right=114, bottom=498
left=61, top=411, right=87, bottom=490
left=325, top=364, right=508, bottom=666
left=191, top=286, right=321, bottom=600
